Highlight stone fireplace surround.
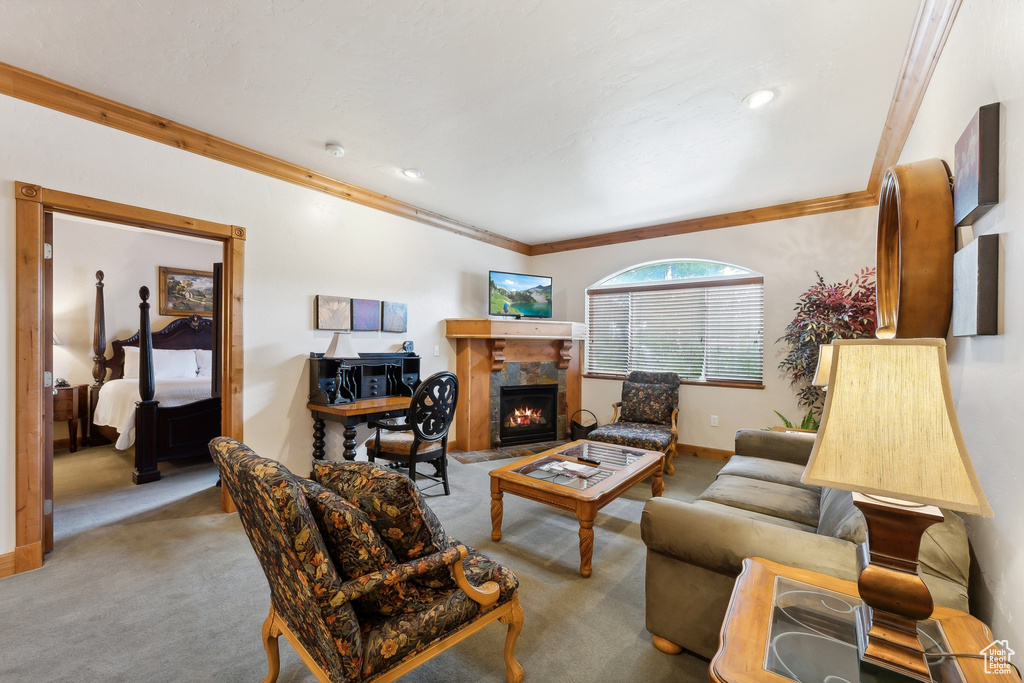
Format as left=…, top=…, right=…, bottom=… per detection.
left=445, top=319, right=585, bottom=452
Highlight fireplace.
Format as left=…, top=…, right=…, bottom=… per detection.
left=498, top=384, right=559, bottom=447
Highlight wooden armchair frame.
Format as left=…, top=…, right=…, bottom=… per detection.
left=609, top=400, right=679, bottom=475
left=261, top=545, right=525, bottom=683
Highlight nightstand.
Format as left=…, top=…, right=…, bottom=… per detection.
left=53, top=384, right=87, bottom=452
left=711, top=557, right=1020, bottom=683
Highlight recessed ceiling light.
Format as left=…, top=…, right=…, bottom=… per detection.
left=745, top=89, right=776, bottom=109
left=324, top=142, right=345, bottom=157
left=403, top=168, right=424, bottom=179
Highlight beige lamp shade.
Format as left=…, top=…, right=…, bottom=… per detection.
left=811, top=343, right=833, bottom=387
left=325, top=332, right=355, bottom=359
left=802, top=338, right=992, bottom=516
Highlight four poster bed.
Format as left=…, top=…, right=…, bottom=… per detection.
left=89, top=270, right=222, bottom=484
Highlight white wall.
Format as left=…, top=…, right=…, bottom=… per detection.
left=533, top=207, right=877, bottom=449
left=0, top=95, right=528, bottom=554
left=51, top=217, right=222, bottom=440
left=896, top=0, right=1024, bottom=646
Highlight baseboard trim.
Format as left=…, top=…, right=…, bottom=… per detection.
left=677, top=443, right=733, bottom=462
left=0, top=550, right=15, bottom=578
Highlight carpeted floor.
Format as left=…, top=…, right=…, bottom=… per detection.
left=0, top=445, right=724, bottom=682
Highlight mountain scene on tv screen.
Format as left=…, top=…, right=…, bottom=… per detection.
left=490, top=273, right=552, bottom=317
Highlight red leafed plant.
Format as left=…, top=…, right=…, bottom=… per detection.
left=777, top=267, right=877, bottom=416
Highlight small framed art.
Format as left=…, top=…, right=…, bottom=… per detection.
left=159, top=266, right=214, bottom=316
left=953, top=102, right=1000, bottom=227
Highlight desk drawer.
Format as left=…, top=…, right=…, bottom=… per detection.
left=360, top=376, right=386, bottom=398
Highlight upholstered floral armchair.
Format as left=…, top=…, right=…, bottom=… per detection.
left=209, top=437, right=524, bottom=683
left=586, top=371, right=680, bottom=474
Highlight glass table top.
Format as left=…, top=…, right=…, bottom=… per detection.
left=765, top=576, right=963, bottom=683
left=508, top=442, right=649, bottom=490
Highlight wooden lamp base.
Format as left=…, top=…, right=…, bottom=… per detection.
left=852, top=492, right=945, bottom=682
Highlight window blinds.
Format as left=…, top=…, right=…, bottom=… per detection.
left=586, top=281, right=764, bottom=383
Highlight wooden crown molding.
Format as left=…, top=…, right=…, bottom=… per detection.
left=866, top=0, right=962, bottom=196
left=0, top=0, right=957, bottom=255
left=528, top=191, right=878, bottom=255
left=0, top=61, right=530, bottom=255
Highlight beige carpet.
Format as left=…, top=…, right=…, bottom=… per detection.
left=0, top=445, right=724, bottom=682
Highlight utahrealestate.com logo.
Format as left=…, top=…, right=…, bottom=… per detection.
left=981, top=640, right=1015, bottom=675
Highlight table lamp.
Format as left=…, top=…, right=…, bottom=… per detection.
left=324, top=331, right=355, bottom=359
left=811, top=343, right=833, bottom=387
left=801, top=338, right=992, bottom=682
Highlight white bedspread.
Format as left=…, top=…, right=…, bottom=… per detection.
left=92, top=378, right=213, bottom=450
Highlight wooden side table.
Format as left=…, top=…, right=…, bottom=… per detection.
left=712, top=558, right=1020, bottom=683
left=53, top=384, right=87, bottom=452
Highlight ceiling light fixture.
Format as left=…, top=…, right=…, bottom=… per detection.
left=403, top=168, right=424, bottom=179
left=324, top=142, right=345, bottom=157
left=745, top=89, right=776, bottom=109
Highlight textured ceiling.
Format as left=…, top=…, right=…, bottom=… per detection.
left=0, top=0, right=920, bottom=244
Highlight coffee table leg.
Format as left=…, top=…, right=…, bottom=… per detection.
left=652, top=466, right=665, bottom=497
left=578, top=517, right=595, bottom=578
left=491, top=491, right=504, bottom=542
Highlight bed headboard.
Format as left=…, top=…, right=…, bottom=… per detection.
left=106, top=315, right=213, bottom=381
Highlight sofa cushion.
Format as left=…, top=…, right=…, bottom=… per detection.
left=620, top=382, right=676, bottom=425
left=690, top=500, right=817, bottom=533
left=587, top=421, right=674, bottom=452
left=697, top=474, right=820, bottom=528
left=717, top=455, right=818, bottom=491
left=816, top=488, right=866, bottom=544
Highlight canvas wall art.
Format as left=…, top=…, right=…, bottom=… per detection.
left=315, top=295, right=351, bottom=331
left=381, top=301, right=408, bottom=333
left=953, top=102, right=1000, bottom=227
left=351, top=298, right=381, bottom=331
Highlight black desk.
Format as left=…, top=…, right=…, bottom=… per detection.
left=307, top=396, right=412, bottom=460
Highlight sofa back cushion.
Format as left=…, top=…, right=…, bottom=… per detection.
left=816, top=488, right=866, bottom=544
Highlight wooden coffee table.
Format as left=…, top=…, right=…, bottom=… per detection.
left=488, top=440, right=664, bottom=578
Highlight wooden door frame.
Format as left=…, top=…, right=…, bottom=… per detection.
left=12, top=182, right=245, bottom=575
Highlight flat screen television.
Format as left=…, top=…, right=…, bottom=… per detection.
left=489, top=270, right=553, bottom=319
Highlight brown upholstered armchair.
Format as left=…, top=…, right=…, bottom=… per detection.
left=210, top=437, right=524, bottom=683
left=586, top=371, right=680, bottom=474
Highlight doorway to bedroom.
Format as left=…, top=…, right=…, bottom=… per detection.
left=13, top=182, right=246, bottom=576
left=50, top=215, right=224, bottom=548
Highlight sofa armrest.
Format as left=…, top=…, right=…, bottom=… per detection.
left=733, top=429, right=816, bottom=466
left=640, top=497, right=858, bottom=581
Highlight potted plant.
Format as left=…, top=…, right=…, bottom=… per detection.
left=776, top=267, right=877, bottom=425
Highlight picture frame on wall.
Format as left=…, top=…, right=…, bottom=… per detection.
left=159, top=266, right=215, bottom=316
left=351, top=298, right=381, bottom=331
left=315, top=295, right=351, bottom=331
left=953, top=102, right=1000, bottom=227
left=381, top=301, right=408, bottom=333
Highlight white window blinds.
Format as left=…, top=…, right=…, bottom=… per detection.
left=586, top=280, right=764, bottom=384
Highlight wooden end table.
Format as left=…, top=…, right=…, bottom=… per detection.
left=488, top=440, right=664, bottom=578
left=712, top=557, right=1021, bottom=683
left=54, top=383, right=87, bottom=452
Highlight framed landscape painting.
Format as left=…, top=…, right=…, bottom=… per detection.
left=159, top=267, right=215, bottom=316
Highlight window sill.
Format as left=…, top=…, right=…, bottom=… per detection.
left=583, top=373, right=765, bottom=390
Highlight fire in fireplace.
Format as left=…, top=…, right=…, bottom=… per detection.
left=498, top=384, right=559, bottom=447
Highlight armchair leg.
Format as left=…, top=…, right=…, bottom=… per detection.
left=499, top=594, right=525, bottom=683
left=261, top=608, right=283, bottom=683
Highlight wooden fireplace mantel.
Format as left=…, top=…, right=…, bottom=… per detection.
left=445, top=318, right=586, bottom=452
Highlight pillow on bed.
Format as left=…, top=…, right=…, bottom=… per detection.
left=195, top=349, right=213, bottom=377
left=122, top=347, right=199, bottom=379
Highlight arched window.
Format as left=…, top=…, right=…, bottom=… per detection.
left=586, top=259, right=764, bottom=386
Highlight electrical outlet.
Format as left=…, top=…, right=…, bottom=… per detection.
left=710, top=415, right=719, bottom=427
left=433, top=345, right=440, bottom=357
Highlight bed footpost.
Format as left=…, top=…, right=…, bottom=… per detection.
left=133, top=400, right=161, bottom=484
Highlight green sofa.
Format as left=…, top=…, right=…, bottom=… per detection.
left=640, top=429, right=971, bottom=659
